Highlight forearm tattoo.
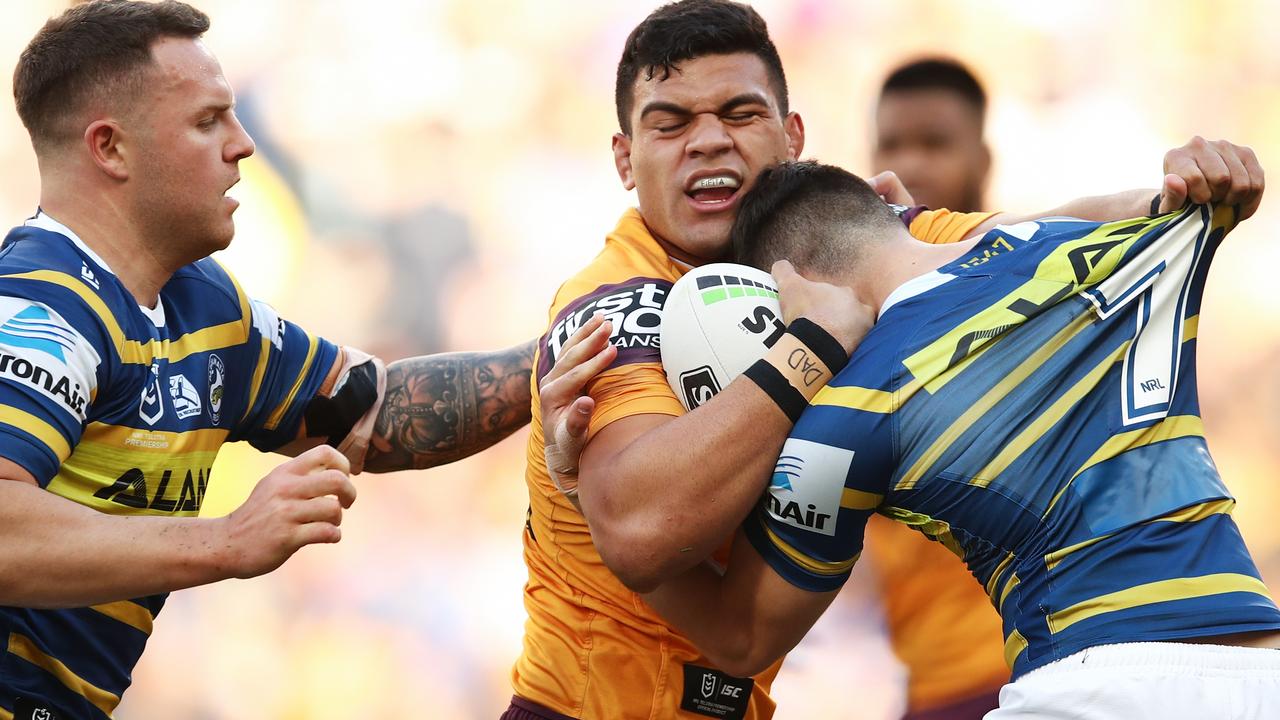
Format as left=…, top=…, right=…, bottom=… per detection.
left=363, top=339, right=536, bottom=472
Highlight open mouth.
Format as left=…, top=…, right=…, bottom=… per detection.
left=685, top=173, right=742, bottom=209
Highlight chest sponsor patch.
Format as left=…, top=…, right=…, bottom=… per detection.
left=680, top=664, right=754, bottom=720
left=537, top=277, right=671, bottom=379
left=767, top=437, right=854, bottom=537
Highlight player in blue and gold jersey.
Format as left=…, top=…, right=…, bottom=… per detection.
left=0, top=3, right=567, bottom=718
left=634, top=161, right=1280, bottom=718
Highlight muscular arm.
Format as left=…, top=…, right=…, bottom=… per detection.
left=0, top=446, right=354, bottom=608
left=639, top=528, right=837, bottom=677
left=362, top=339, right=536, bottom=472
left=578, top=381, right=792, bottom=592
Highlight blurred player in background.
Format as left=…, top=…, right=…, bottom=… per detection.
left=520, top=2, right=1253, bottom=719
left=872, top=58, right=991, bottom=214
left=0, top=2, right=591, bottom=717
left=865, top=57, right=1006, bottom=719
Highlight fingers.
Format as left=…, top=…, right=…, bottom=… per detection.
left=292, top=494, right=345, bottom=525
left=563, top=396, right=595, bottom=440
left=1158, top=174, right=1188, bottom=214
left=297, top=522, right=342, bottom=546
left=1237, top=144, right=1265, bottom=220
left=541, top=322, right=616, bottom=404
left=1164, top=137, right=1266, bottom=218
left=867, top=170, right=915, bottom=206
left=543, top=313, right=608, bottom=384
left=290, top=443, right=351, bottom=475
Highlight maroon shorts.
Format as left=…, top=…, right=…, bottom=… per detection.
left=903, top=687, right=1002, bottom=720
left=500, top=696, right=578, bottom=720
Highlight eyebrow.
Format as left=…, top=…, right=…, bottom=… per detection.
left=638, top=92, right=773, bottom=123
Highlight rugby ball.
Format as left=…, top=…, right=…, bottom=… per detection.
left=661, top=263, right=785, bottom=410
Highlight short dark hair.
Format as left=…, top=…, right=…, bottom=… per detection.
left=732, top=161, right=900, bottom=273
left=614, top=0, right=788, bottom=135
left=880, top=57, right=986, bottom=117
left=14, top=0, right=210, bottom=151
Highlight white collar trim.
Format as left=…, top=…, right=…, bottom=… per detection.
left=878, top=271, right=955, bottom=320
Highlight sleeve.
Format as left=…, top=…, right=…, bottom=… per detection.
left=230, top=297, right=339, bottom=451
left=0, top=286, right=107, bottom=485
left=743, top=403, right=894, bottom=593
left=907, top=209, right=999, bottom=245
left=536, top=276, right=685, bottom=440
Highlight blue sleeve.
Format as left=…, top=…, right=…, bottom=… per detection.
left=230, top=297, right=338, bottom=452
left=744, top=400, right=894, bottom=593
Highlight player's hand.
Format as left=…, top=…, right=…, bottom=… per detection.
left=220, top=445, right=356, bottom=579
left=541, top=313, right=616, bottom=507
left=772, top=260, right=875, bottom=355
left=1159, top=137, right=1264, bottom=219
left=867, top=170, right=916, bottom=207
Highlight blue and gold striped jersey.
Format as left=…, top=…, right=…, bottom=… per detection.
left=0, top=212, right=337, bottom=719
left=745, top=204, right=1280, bottom=680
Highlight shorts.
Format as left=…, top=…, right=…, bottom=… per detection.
left=500, top=696, right=578, bottom=720
left=985, top=642, right=1280, bottom=720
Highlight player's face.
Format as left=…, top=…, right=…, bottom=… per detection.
left=614, top=52, right=804, bottom=264
left=127, top=37, right=255, bottom=261
left=872, top=89, right=989, bottom=213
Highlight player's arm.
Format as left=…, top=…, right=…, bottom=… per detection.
left=640, top=528, right=838, bottom=678
left=961, top=136, right=1264, bottom=240
left=280, top=339, right=538, bottom=472
left=573, top=263, right=873, bottom=593
left=0, top=445, right=354, bottom=608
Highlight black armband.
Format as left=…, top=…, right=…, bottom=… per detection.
left=304, top=359, right=379, bottom=446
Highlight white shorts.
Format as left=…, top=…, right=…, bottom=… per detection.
left=985, top=642, right=1280, bottom=720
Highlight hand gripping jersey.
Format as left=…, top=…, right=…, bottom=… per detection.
left=518, top=207, right=991, bottom=719
left=0, top=213, right=337, bottom=719
left=748, top=204, right=1280, bottom=680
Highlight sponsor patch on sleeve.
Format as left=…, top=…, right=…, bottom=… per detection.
left=0, top=297, right=100, bottom=421
left=537, top=277, right=671, bottom=380
left=249, top=298, right=285, bottom=351
left=767, top=437, right=854, bottom=537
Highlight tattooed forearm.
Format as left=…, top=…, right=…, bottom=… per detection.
left=362, top=339, right=537, bottom=472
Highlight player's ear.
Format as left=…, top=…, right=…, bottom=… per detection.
left=783, top=112, right=804, bottom=161
left=85, top=119, right=130, bottom=181
left=613, top=133, right=635, bottom=191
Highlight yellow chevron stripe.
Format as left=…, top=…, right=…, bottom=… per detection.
left=762, top=521, right=860, bottom=576
left=1047, top=573, right=1270, bottom=635
left=242, top=336, right=272, bottom=424
left=90, top=600, right=154, bottom=635
left=7, top=632, right=120, bottom=715
left=0, top=704, right=12, bottom=719
left=840, top=487, right=883, bottom=510
left=264, top=334, right=319, bottom=431
left=167, top=319, right=248, bottom=363
left=896, top=310, right=1095, bottom=491
left=998, top=573, right=1020, bottom=612
left=812, top=382, right=916, bottom=414
left=973, top=341, right=1129, bottom=488
left=1042, top=498, right=1235, bottom=572
left=1, top=270, right=158, bottom=365
left=985, top=551, right=1016, bottom=599
left=78, top=423, right=229, bottom=455
left=1183, top=314, right=1198, bottom=343
left=1003, top=628, right=1028, bottom=669
left=0, top=405, right=71, bottom=462
left=1044, top=415, right=1206, bottom=517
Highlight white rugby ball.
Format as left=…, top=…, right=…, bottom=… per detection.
left=661, top=263, right=786, bottom=410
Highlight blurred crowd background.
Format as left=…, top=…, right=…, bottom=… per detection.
left=2, top=0, right=1280, bottom=717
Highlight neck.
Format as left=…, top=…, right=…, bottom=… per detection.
left=40, top=179, right=176, bottom=309
left=838, top=231, right=979, bottom=316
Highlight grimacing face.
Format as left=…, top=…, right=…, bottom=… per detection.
left=872, top=88, right=989, bottom=213
left=126, top=36, right=255, bottom=263
left=612, top=52, right=804, bottom=264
